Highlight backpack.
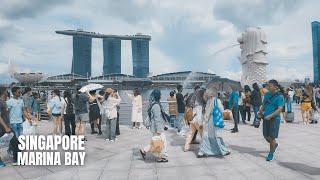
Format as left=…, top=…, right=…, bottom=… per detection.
left=148, top=102, right=169, bottom=123
left=64, top=98, right=74, bottom=115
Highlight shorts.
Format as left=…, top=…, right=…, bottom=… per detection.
left=75, top=113, right=89, bottom=123
left=301, top=102, right=312, bottom=111
left=263, top=118, right=280, bottom=139
left=52, top=113, right=61, bottom=117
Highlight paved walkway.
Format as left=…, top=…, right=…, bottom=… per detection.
left=1, top=104, right=320, bottom=180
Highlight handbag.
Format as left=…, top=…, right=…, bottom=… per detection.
left=0, top=132, right=14, bottom=148
left=223, top=110, right=232, bottom=120
left=212, top=98, right=224, bottom=128
left=22, top=120, right=36, bottom=135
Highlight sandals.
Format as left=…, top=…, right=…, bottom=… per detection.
left=139, top=149, right=146, bottom=160
left=156, top=158, right=168, bottom=163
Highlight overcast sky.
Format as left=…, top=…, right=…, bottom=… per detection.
left=0, top=0, right=318, bottom=83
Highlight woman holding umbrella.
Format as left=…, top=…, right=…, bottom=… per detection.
left=87, top=90, right=104, bottom=135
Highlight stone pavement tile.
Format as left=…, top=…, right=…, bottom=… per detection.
left=278, top=148, right=319, bottom=164
left=99, top=170, right=128, bottom=180
left=131, top=159, right=155, bottom=169
left=31, top=167, right=78, bottom=180
left=44, top=164, right=74, bottom=173
left=104, top=161, right=131, bottom=171
left=128, top=175, right=158, bottom=180
left=73, top=170, right=104, bottom=180
left=240, top=169, right=276, bottom=180
left=14, top=166, right=53, bottom=179
left=129, top=167, right=156, bottom=178
left=158, top=175, right=217, bottom=180
left=157, top=165, right=213, bottom=179
left=78, top=159, right=108, bottom=171
left=271, top=163, right=310, bottom=180
left=0, top=167, right=24, bottom=180
left=156, top=156, right=204, bottom=168
left=214, top=173, right=248, bottom=180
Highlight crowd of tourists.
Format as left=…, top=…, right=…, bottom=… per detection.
left=1, top=80, right=319, bottom=167
left=140, top=80, right=320, bottom=162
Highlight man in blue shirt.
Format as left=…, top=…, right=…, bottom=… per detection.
left=259, top=80, right=284, bottom=161
left=229, top=88, right=240, bottom=133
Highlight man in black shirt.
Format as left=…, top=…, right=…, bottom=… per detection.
left=176, top=85, right=185, bottom=134
left=0, top=87, right=20, bottom=167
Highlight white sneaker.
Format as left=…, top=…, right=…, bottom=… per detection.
left=105, top=138, right=109, bottom=141
left=109, top=140, right=114, bottom=142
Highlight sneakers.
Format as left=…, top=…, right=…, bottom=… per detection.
left=0, top=159, right=6, bottom=168
left=231, top=129, right=238, bottom=133
left=105, top=138, right=109, bottom=141
left=266, top=153, right=274, bottom=161
left=139, top=149, right=146, bottom=160
left=12, top=160, right=18, bottom=166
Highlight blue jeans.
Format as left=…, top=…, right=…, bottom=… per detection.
left=106, top=118, right=117, bottom=140
left=10, top=123, right=22, bottom=137
left=253, top=106, right=260, bottom=124
left=287, top=97, right=293, bottom=113
left=175, top=113, right=184, bottom=132
left=169, top=115, right=176, bottom=127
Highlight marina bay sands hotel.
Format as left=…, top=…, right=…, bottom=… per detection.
left=56, top=30, right=151, bottom=78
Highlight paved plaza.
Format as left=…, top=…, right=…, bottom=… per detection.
left=1, top=104, right=320, bottom=180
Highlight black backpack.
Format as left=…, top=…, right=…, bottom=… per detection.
left=64, top=98, right=74, bottom=115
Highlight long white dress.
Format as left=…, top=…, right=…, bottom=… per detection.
left=127, top=93, right=143, bottom=123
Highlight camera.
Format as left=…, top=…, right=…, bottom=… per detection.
left=253, top=112, right=264, bottom=128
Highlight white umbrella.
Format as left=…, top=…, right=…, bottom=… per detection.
left=79, top=83, right=104, bottom=93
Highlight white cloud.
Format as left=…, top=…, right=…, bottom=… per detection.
left=149, top=47, right=180, bottom=76
left=269, top=66, right=312, bottom=82
left=0, top=62, right=8, bottom=74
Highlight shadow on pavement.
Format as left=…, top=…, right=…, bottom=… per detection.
left=229, top=145, right=267, bottom=158
left=278, top=162, right=320, bottom=176
left=132, top=148, right=157, bottom=163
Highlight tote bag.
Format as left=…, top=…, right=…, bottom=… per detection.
left=150, top=135, right=164, bottom=154
left=212, top=98, right=225, bottom=128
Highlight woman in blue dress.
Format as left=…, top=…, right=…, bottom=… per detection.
left=197, top=87, right=231, bottom=158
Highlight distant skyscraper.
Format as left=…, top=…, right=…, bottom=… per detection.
left=132, top=39, right=149, bottom=78
left=72, top=36, right=92, bottom=77
left=103, top=38, right=121, bottom=75
left=57, top=30, right=151, bottom=77
left=312, top=21, right=320, bottom=83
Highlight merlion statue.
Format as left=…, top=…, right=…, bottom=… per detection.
left=237, top=27, right=268, bottom=86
